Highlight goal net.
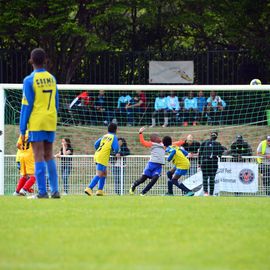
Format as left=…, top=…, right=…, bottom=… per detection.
left=1, top=84, right=270, bottom=196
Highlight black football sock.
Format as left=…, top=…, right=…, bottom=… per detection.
left=141, top=175, right=159, bottom=194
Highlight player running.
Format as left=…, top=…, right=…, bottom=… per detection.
left=13, top=132, right=36, bottom=196
left=129, top=126, right=165, bottom=196
left=85, top=123, right=119, bottom=196
left=162, top=136, right=194, bottom=196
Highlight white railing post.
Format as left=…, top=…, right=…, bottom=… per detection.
left=0, top=85, right=5, bottom=195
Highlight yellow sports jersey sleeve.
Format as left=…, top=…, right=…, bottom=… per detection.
left=94, top=134, right=114, bottom=166
left=171, top=146, right=190, bottom=170
left=28, top=71, right=57, bottom=131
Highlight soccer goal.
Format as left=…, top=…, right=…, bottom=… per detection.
left=1, top=83, right=270, bottom=196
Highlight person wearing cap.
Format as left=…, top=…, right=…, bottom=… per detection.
left=230, top=135, right=252, bottom=161
left=257, top=136, right=270, bottom=196
left=198, top=131, right=226, bottom=196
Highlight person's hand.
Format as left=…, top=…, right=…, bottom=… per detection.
left=139, top=126, right=146, bottom=134
left=21, top=134, right=25, bottom=144
left=116, top=153, right=121, bottom=157
left=188, top=153, right=193, bottom=158
left=55, top=153, right=61, bottom=158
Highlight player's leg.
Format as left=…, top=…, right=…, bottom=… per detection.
left=31, top=141, right=48, bottom=197
left=172, top=169, right=194, bottom=196
left=97, top=169, right=107, bottom=196
left=165, top=167, right=176, bottom=195
left=201, top=162, right=209, bottom=195
left=141, top=164, right=162, bottom=195
left=20, top=154, right=36, bottom=195
left=14, top=157, right=28, bottom=195
left=141, top=175, right=159, bottom=195
left=209, top=163, right=218, bottom=196
left=130, top=174, right=148, bottom=194
left=44, top=139, right=60, bottom=198
left=85, top=164, right=106, bottom=196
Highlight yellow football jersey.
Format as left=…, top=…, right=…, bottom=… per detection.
left=170, top=146, right=190, bottom=170
left=94, top=134, right=115, bottom=166
left=17, top=133, right=33, bottom=159
left=27, top=71, right=57, bottom=131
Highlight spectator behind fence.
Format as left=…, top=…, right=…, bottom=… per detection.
left=166, top=91, right=180, bottom=126
left=196, top=91, right=207, bottom=124
left=94, top=90, right=114, bottom=125
left=150, top=92, right=168, bottom=128
left=198, top=131, right=226, bottom=196
left=69, top=91, right=94, bottom=125
left=111, top=138, right=130, bottom=195
left=230, top=135, right=252, bottom=161
left=126, top=90, right=147, bottom=126
left=257, top=136, right=270, bottom=196
left=115, top=92, right=132, bottom=125
left=55, top=138, right=73, bottom=195
left=206, top=91, right=226, bottom=125
left=183, top=91, right=198, bottom=126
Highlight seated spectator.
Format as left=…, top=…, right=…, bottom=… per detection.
left=115, top=92, right=132, bottom=125
left=206, top=91, right=226, bottom=125
left=229, top=135, right=252, bottom=161
left=166, top=91, right=180, bottom=126
left=126, top=90, right=147, bottom=126
left=150, top=92, right=168, bottom=128
left=183, top=91, right=198, bottom=126
left=94, top=90, right=113, bottom=125
left=196, top=91, right=207, bottom=124
left=69, top=91, right=94, bottom=125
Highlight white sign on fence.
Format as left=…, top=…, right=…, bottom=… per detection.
left=149, top=61, right=194, bottom=84
left=183, top=162, right=258, bottom=193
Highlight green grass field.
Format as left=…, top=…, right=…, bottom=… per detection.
left=0, top=196, right=269, bottom=270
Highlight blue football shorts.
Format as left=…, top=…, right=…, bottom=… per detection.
left=96, top=163, right=107, bottom=172
left=28, top=131, right=55, bottom=143
left=143, top=162, right=162, bottom=178
left=174, top=169, right=188, bottom=176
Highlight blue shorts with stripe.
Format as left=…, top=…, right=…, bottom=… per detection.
left=28, top=131, right=56, bottom=143
left=143, top=162, right=162, bottom=178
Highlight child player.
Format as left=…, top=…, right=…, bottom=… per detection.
left=129, top=126, right=165, bottom=196
left=162, top=136, right=194, bottom=196
left=13, top=131, right=36, bottom=196
left=85, top=123, right=119, bottom=196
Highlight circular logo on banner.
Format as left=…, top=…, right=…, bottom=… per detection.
left=239, top=169, right=255, bottom=184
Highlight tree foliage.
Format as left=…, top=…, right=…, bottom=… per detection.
left=0, top=0, right=269, bottom=83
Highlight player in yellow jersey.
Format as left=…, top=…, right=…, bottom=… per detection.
left=13, top=132, right=36, bottom=196
left=162, top=136, right=195, bottom=196
left=20, top=48, right=59, bottom=199
left=85, top=123, right=119, bottom=196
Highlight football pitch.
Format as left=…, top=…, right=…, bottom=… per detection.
left=0, top=196, right=269, bottom=270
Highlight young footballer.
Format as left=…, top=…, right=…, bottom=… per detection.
left=13, top=132, right=36, bottom=196
left=129, top=126, right=165, bottom=196
left=20, top=48, right=60, bottom=199
left=163, top=136, right=194, bottom=196
left=85, top=123, right=119, bottom=196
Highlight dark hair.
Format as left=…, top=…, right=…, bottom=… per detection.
left=108, top=123, right=117, bottom=133
left=118, top=137, right=127, bottom=147
left=64, top=138, right=72, bottom=149
left=162, top=136, right=172, bottom=147
left=30, top=48, right=46, bottom=66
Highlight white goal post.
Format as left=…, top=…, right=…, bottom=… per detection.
left=1, top=83, right=270, bottom=196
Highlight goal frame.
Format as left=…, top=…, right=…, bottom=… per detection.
left=0, top=83, right=269, bottom=195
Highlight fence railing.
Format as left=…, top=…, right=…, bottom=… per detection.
left=4, top=155, right=269, bottom=196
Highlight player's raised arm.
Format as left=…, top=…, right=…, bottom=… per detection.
left=139, top=127, right=153, bottom=148
left=172, top=139, right=185, bottom=146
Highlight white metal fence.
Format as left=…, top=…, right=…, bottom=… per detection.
left=4, top=155, right=270, bottom=196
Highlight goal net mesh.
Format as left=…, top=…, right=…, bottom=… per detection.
left=3, top=85, right=270, bottom=196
